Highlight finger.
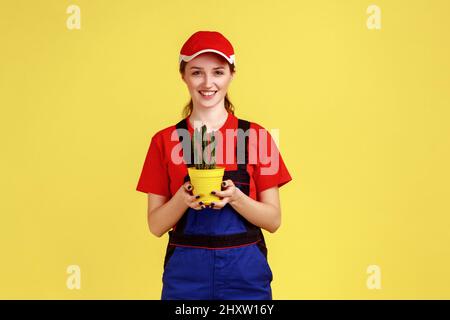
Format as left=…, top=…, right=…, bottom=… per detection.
left=210, top=189, right=233, bottom=198
left=221, top=179, right=234, bottom=190
left=184, top=182, right=193, bottom=192
left=192, top=200, right=207, bottom=210
left=189, top=194, right=202, bottom=203
left=190, top=200, right=203, bottom=210
left=209, top=201, right=224, bottom=210
left=183, top=184, right=194, bottom=196
left=188, top=193, right=203, bottom=205
left=198, top=201, right=208, bottom=210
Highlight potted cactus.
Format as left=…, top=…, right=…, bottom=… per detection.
left=187, top=124, right=225, bottom=205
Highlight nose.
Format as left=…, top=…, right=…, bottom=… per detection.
left=202, top=73, right=214, bottom=88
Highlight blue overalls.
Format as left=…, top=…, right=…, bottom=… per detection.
left=161, top=118, right=273, bottom=300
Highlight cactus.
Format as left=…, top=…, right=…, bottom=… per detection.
left=191, top=124, right=217, bottom=169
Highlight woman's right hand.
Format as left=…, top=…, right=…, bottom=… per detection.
left=178, top=181, right=206, bottom=210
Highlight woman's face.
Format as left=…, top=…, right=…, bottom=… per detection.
left=181, top=52, right=234, bottom=110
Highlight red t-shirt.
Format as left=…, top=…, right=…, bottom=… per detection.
left=136, top=112, right=292, bottom=201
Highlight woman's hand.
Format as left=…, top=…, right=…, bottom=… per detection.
left=208, top=179, right=243, bottom=210
left=177, top=181, right=205, bottom=210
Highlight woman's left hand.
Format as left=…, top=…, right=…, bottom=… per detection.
left=208, top=179, right=243, bottom=210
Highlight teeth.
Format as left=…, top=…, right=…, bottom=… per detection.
left=200, top=91, right=216, bottom=96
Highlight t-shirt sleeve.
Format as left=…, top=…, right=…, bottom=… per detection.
left=252, top=126, right=293, bottom=193
left=136, top=133, right=171, bottom=197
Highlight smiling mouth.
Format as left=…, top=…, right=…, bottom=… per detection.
left=199, top=90, right=218, bottom=97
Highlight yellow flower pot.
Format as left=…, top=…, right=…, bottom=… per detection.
left=188, top=166, right=225, bottom=205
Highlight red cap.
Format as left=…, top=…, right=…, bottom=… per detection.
left=179, top=31, right=235, bottom=65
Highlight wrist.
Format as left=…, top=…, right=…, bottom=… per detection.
left=175, top=186, right=189, bottom=208
left=229, top=188, right=244, bottom=206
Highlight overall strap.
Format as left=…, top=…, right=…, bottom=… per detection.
left=236, top=119, right=250, bottom=172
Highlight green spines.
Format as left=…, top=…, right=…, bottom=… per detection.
left=209, top=131, right=216, bottom=169
left=202, top=125, right=207, bottom=169
left=191, top=124, right=217, bottom=169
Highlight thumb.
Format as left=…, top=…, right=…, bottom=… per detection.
left=184, top=182, right=193, bottom=192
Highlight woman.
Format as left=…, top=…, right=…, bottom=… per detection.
left=136, top=31, right=292, bottom=300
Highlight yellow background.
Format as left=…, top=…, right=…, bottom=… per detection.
left=1, top=0, right=449, bottom=299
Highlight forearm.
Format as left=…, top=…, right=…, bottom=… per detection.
left=229, top=189, right=281, bottom=233
left=148, top=190, right=188, bottom=237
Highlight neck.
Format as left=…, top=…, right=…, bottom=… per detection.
left=189, top=103, right=229, bottom=132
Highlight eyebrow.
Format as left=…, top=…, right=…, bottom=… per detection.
left=189, top=66, right=225, bottom=70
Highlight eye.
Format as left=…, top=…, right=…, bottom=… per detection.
left=192, top=71, right=200, bottom=75
left=215, top=71, right=224, bottom=75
